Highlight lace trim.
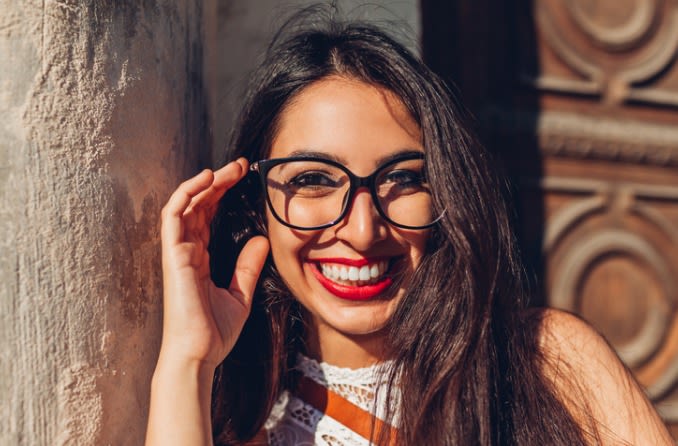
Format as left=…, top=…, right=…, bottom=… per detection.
left=267, top=391, right=372, bottom=445
left=265, top=354, right=399, bottom=446
left=294, top=354, right=394, bottom=415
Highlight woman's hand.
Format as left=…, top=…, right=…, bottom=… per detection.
left=158, top=158, right=269, bottom=370
left=147, top=158, right=268, bottom=446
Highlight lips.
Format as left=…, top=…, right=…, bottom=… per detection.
left=308, top=257, right=393, bottom=301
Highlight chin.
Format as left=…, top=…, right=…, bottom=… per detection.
left=309, top=291, right=402, bottom=337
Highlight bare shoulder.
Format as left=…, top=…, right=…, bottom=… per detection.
left=537, top=308, right=618, bottom=363
left=534, top=308, right=672, bottom=445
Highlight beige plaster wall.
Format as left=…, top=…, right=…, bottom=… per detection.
left=0, top=1, right=215, bottom=444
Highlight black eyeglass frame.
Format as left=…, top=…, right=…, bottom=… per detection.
left=249, top=152, right=443, bottom=231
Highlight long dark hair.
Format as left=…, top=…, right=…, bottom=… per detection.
left=209, top=12, right=591, bottom=446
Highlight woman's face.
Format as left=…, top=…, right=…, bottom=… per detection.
left=266, top=76, right=429, bottom=348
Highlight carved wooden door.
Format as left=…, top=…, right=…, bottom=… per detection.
left=422, top=0, right=678, bottom=436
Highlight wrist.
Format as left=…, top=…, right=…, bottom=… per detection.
left=147, top=352, right=216, bottom=446
left=153, top=349, right=217, bottom=385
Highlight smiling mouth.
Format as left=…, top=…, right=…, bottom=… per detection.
left=318, top=260, right=389, bottom=286
left=308, top=257, right=395, bottom=301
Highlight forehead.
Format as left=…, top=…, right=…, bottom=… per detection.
left=269, top=77, right=423, bottom=170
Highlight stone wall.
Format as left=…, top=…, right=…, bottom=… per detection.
left=0, top=1, right=214, bottom=444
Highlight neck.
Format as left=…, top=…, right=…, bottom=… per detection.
left=305, top=321, right=388, bottom=368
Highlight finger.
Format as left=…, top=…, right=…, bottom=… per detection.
left=182, top=207, right=199, bottom=234
left=166, top=169, right=214, bottom=217
left=228, top=236, right=270, bottom=309
left=188, top=158, right=248, bottom=213
left=194, top=207, right=213, bottom=253
left=184, top=231, right=204, bottom=268
left=194, top=205, right=206, bottom=232
left=198, top=211, right=210, bottom=247
left=162, top=169, right=214, bottom=245
left=203, top=202, right=221, bottom=232
left=197, top=248, right=211, bottom=279
left=213, top=158, right=249, bottom=190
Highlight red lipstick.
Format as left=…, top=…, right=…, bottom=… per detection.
left=309, top=261, right=392, bottom=301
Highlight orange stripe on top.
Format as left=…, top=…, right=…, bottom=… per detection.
left=293, top=374, right=398, bottom=445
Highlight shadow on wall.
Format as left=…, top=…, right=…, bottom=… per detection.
left=420, top=0, right=545, bottom=303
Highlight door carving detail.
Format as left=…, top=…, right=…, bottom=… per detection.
left=528, top=0, right=678, bottom=107
left=542, top=177, right=678, bottom=411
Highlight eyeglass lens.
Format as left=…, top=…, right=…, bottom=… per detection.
left=264, top=158, right=437, bottom=229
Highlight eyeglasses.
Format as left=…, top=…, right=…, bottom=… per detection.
left=249, top=152, right=443, bottom=230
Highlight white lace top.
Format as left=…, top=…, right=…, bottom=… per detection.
left=264, top=354, right=398, bottom=445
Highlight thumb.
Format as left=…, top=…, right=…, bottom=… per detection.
left=229, top=236, right=270, bottom=308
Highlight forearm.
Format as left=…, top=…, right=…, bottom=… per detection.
left=146, top=355, right=215, bottom=446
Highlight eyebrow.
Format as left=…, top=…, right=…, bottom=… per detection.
left=283, top=148, right=424, bottom=167
left=285, top=150, right=345, bottom=164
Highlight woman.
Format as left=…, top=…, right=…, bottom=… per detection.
left=146, top=18, right=672, bottom=446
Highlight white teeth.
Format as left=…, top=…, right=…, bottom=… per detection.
left=318, top=260, right=390, bottom=285
left=359, top=266, right=370, bottom=281
left=348, top=267, right=359, bottom=281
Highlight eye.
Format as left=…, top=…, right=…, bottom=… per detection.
left=382, top=169, right=425, bottom=187
left=283, top=171, right=346, bottom=198
left=288, top=171, right=340, bottom=188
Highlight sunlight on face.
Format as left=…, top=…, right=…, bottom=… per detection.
left=266, top=76, right=429, bottom=361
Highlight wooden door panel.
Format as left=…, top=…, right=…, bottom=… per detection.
left=422, top=0, right=678, bottom=434
left=522, top=0, right=678, bottom=430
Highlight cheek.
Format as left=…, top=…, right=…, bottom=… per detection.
left=397, top=228, right=430, bottom=262
left=268, top=226, right=296, bottom=265
left=266, top=215, right=312, bottom=278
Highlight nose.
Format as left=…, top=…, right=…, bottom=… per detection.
left=334, top=188, right=388, bottom=251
